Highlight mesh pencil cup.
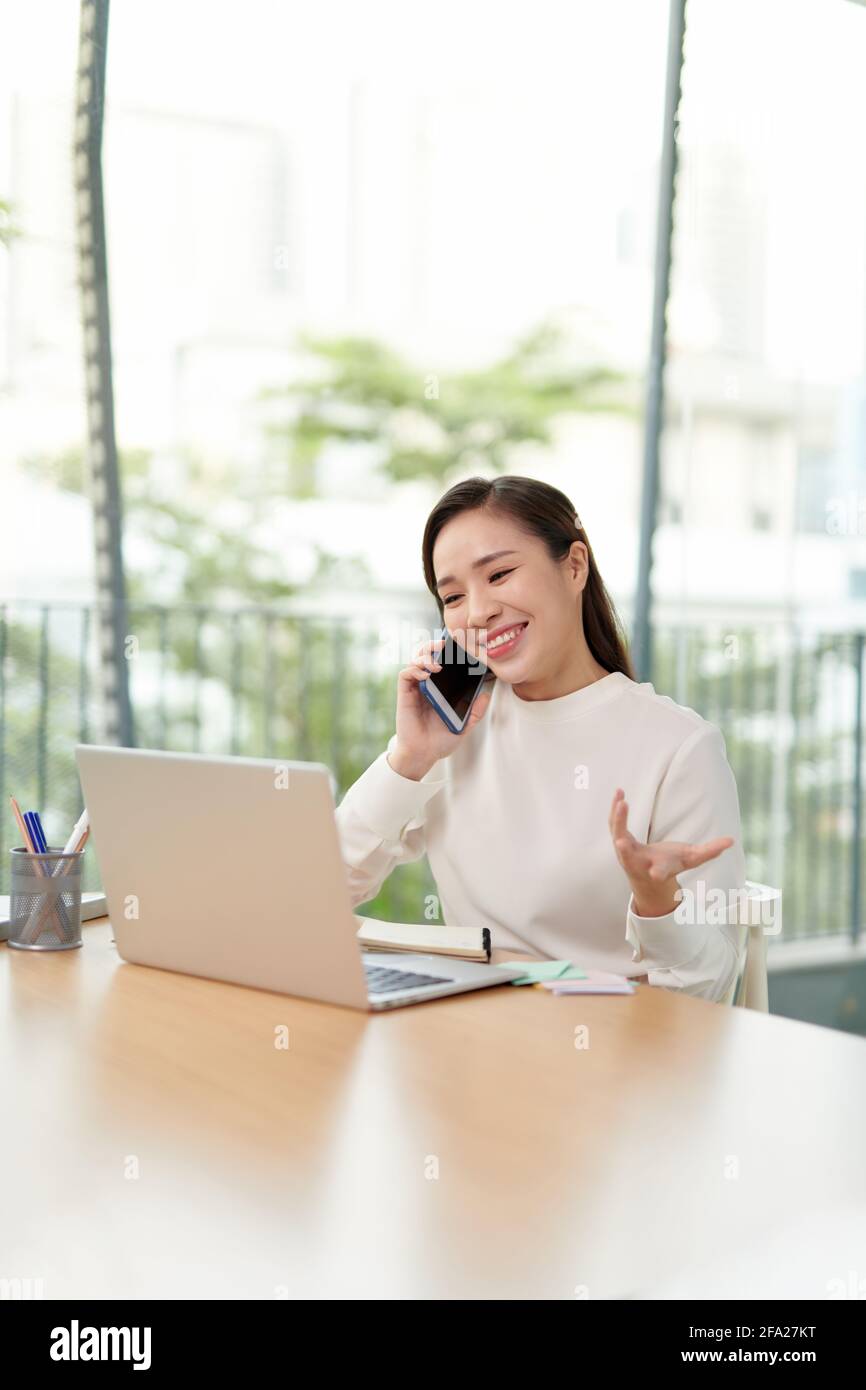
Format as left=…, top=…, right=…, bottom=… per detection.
left=8, top=846, right=85, bottom=951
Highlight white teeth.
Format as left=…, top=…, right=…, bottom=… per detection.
left=487, top=624, right=524, bottom=651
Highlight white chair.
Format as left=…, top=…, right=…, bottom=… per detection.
left=721, top=879, right=780, bottom=1011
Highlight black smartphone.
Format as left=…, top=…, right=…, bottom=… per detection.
left=418, top=629, right=491, bottom=733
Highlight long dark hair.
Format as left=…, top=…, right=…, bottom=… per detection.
left=421, top=475, right=634, bottom=680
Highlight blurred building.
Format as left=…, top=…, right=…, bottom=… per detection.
left=2, top=57, right=865, bottom=620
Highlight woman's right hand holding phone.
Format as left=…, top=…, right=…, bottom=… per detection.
left=388, top=636, right=492, bottom=781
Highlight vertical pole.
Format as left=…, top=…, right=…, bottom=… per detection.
left=74, top=0, right=135, bottom=747
left=632, top=0, right=688, bottom=683
left=852, top=632, right=864, bottom=944
left=0, top=606, right=6, bottom=889
left=769, top=620, right=794, bottom=919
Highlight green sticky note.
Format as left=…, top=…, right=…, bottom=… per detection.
left=499, top=959, right=585, bottom=986
left=554, top=965, right=589, bottom=980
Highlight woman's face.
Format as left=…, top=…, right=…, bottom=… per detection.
left=432, top=508, right=589, bottom=683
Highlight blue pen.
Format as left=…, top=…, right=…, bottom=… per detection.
left=33, top=810, right=50, bottom=851
left=24, top=811, right=48, bottom=853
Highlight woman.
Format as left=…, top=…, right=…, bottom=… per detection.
left=335, top=475, right=747, bottom=1002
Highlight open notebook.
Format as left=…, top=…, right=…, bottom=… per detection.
left=354, top=914, right=491, bottom=963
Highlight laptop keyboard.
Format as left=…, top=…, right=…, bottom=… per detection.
left=363, top=959, right=455, bottom=995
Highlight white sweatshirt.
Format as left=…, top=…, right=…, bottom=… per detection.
left=334, top=670, right=748, bottom=1002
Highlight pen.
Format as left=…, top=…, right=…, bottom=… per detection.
left=59, top=808, right=90, bottom=856
left=32, top=810, right=50, bottom=852
left=24, top=811, right=48, bottom=853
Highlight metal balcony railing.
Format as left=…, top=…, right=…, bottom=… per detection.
left=1, top=598, right=863, bottom=940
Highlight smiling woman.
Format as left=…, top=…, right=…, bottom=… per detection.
left=423, top=475, right=633, bottom=699
left=334, top=475, right=748, bottom=1003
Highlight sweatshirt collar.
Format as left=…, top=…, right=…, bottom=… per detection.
left=498, top=669, right=632, bottom=722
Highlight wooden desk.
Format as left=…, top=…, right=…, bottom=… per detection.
left=3, top=917, right=866, bottom=1299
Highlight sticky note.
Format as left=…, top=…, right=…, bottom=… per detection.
left=498, top=959, right=586, bottom=986
left=541, top=969, right=636, bottom=995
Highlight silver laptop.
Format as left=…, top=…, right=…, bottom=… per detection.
left=74, top=745, right=524, bottom=1010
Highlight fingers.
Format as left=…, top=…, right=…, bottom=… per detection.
left=609, top=789, right=638, bottom=856
left=399, top=663, right=440, bottom=685
left=645, top=837, right=735, bottom=880
left=401, top=637, right=444, bottom=680
left=411, top=636, right=447, bottom=668
left=607, top=786, right=736, bottom=889
left=466, top=690, right=491, bottom=726
left=681, top=837, right=734, bottom=869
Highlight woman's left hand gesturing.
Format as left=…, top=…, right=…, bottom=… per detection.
left=608, top=787, right=734, bottom=918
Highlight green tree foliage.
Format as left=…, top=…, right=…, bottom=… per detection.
left=260, top=318, right=632, bottom=493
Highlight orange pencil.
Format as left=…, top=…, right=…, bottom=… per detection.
left=10, top=796, right=37, bottom=854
